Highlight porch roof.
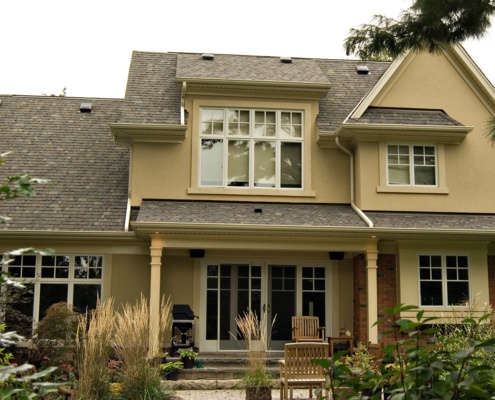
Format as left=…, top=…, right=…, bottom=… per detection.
left=133, top=201, right=495, bottom=240
left=134, top=200, right=368, bottom=228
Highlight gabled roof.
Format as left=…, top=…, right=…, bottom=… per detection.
left=0, top=95, right=129, bottom=232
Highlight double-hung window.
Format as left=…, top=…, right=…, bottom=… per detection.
left=200, top=108, right=303, bottom=189
left=419, top=254, right=469, bottom=306
left=387, top=145, right=437, bottom=186
left=4, top=253, right=103, bottom=334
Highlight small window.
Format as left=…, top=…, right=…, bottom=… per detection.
left=419, top=255, right=469, bottom=306
left=387, top=145, right=436, bottom=186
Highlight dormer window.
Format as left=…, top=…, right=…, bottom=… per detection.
left=387, top=144, right=437, bottom=186
left=199, top=108, right=303, bottom=189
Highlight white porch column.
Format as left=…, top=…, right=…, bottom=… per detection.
left=366, top=250, right=379, bottom=343
left=149, top=235, right=163, bottom=357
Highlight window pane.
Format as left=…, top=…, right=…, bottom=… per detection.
left=302, top=279, right=313, bottom=291
left=6, top=284, right=34, bottom=337
left=447, top=282, right=469, bottom=305
left=420, top=281, right=443, bottom=305
left=281, top=142, right=302, bottom=188
left=227, top=109, right=249, bottom=136
left=389, top=165, right=410, bottom=184
left=281, top=112, right=302, bottom=138
left=227, top=140, right=249, bottom=187
left=254, top=111, right=276, bottom=137
left=201, top=139, right=224, bottom=186
left=73, top=284, right=101, bottom=313
left=414, top=166, right=436, bottom=185
left=254, top=141, right=276, bottom=187
left=39, top=284, right=68, bottom=321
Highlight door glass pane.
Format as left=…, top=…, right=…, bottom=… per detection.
left=269, top=265, right=295, bottom=348
left=254, top=141, right=276, bottom=187
left=302, top=267, right=326, bottom=328
left=201, top=139, right=224, bottom=186
left=281, top=142, right=302, bottom=188
left=228, top=140, right=249, bottom=187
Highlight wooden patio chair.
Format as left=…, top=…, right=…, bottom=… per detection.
left=291, top=316, right=325, bottom=342
left=279, top=342, right=328, bottom=400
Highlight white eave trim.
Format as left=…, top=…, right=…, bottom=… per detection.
left=110, top=123, right=187, bottom=145
left=318, top=123, right=472, bottom=148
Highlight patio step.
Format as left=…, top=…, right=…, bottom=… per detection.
left=163, top=354, right=281, bottom=390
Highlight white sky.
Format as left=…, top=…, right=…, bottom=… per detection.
left=1, top=0, right=494, bottom=99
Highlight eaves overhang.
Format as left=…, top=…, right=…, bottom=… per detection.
left=318, top=123, right=472, bottom=148
left=110, top=123, right=187, bottom=145
left=131, top=221, right=495, bottom=243
left=177, top=77, right=331, bottom=99
left=0, top=230, right=144, bottom=243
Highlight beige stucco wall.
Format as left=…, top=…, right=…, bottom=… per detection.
left=398, top=240, right=489, bottom=319
left=356, top=51, right=495, bottom=213
left=130, top=95, right=351, bottom=206
left=111, top=254, right=151, bottom=307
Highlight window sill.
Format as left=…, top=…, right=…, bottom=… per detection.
left=187, top=187, right=316, bottom=198
left=376, top=185, right=449, bottom=194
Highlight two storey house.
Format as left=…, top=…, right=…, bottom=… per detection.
left=2, top=45, right=495, bottom=353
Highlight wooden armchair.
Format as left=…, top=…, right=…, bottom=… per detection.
left=291, top=316, right=325, bottom=342
left=279, top=342, right=328, bottom=399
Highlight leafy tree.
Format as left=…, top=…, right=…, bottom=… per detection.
left=344, top=0, right=495, bottom=141
left=344, top=0, right=495, bottom=59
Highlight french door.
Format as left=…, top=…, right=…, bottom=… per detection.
left=202, top=261, right=327, bottom=352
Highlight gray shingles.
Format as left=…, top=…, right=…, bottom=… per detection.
left=176, top=53, right=330, bottom=84
left=368, top=212, right=495, bottom=230
left=136, top=200, right=368, bottom=228
left=347, top=107, right=464, bottom=126
left=0, top=95, right=129, bottom=231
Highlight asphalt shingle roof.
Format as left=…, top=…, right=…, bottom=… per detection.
left=176, top=53, right=330, bottom=84
left=136, top=200, right=368, bottom=228
left=347, top=107, right=464, bottom=126
left=0, top=95, right=129, bottom=231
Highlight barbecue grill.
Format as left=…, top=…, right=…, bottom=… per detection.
left=171, top=304, right=196, bottom=355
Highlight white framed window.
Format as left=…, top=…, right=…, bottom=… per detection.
left=4, top=254, right=103, bottom=332
left=200, top=108, right=303, bottom=189
left=419, top=254, right=469, bottom=306
left=387, top=144, right=437, bottom=186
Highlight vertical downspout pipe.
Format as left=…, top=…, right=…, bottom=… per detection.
left=335, top=136, right=373, bottom=228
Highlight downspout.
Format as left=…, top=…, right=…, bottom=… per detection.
left=335, top=136, right=373, bottom=228
left=124, top=147, right=133, bottom=232
left=181, top=81, right=186, bottom=126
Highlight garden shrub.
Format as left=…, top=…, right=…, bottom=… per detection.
left=315, top=303, right=495, bottom=399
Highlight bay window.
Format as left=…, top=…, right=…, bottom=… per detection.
left=200, top=108, right=303, bottom=189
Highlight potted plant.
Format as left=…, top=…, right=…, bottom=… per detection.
left=233, top=311, right=276, bottom=400
left=177, top=348, right=198, bottom=369
left=160, top=360, right=183, bottom=381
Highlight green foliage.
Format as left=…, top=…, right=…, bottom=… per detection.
left=160, top=361, right=183, bottom=372
left=238, top=364, right=276, bottom=390
left=315, top=303, right=495, bottom=399
left=344, top=0, right=495, bottom=60
left=177, top=348, right=198, bottom=360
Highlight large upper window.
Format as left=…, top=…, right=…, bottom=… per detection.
left=387, top=145, right=436, bottom=186
left=4, top=254, right=103, bottom=333
left=419, top=255, right=469, bottom=306
left=200, top=108, right=303, bottom=189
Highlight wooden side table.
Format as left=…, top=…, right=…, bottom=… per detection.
left=327, top=336, right=354, bottom=358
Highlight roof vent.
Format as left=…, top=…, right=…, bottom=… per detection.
left=202, top=53, right=214, bottom=61
left=280, top=56, right=292, bottom=64
left=80, top=102, right=92, bottom=113
left=356, top=65, right=369, bottom=75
